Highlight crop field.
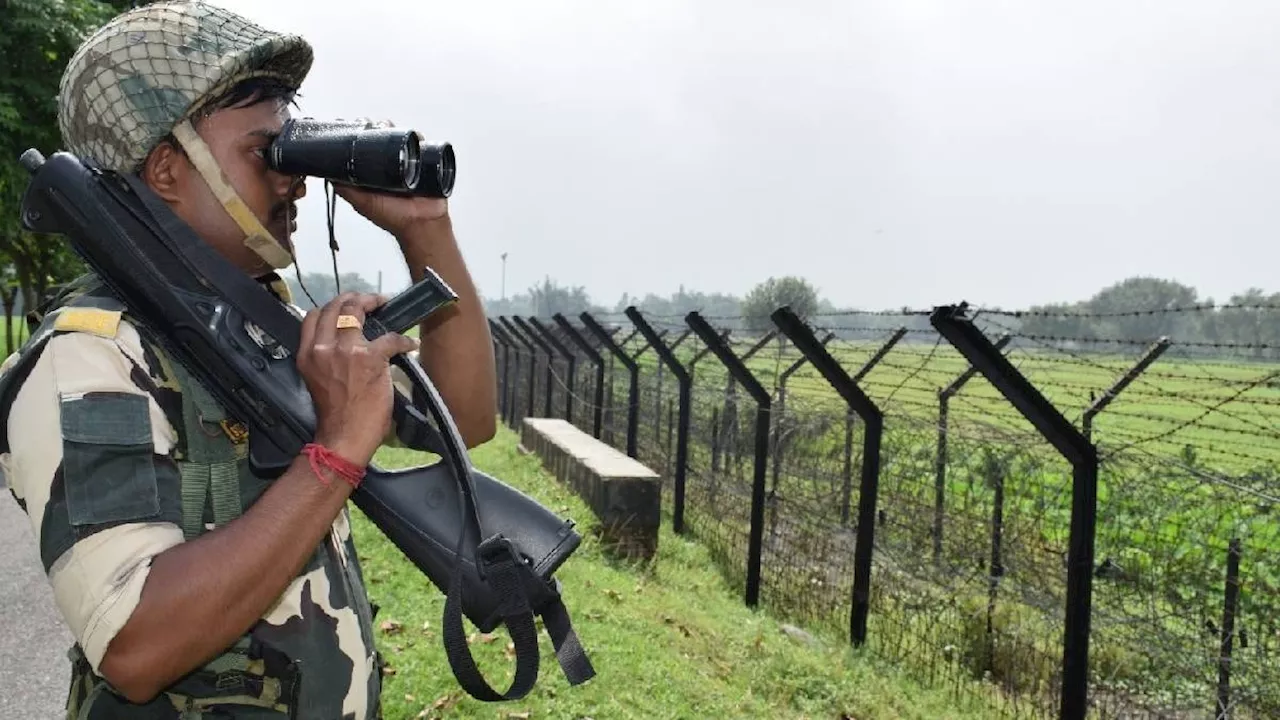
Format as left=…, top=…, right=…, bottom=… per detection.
left=493, top=308, right=1279, bottom=720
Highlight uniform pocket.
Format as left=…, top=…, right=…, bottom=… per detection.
left=60, top=391, right=160, bottom=526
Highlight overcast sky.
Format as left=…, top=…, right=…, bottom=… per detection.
left=212, top=0, right=1280, bottom=311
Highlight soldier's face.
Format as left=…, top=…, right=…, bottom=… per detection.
left=154, top=98, right=307, bottom=277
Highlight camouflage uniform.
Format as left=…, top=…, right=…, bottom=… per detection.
left=0, top=3, right=386, bottom=718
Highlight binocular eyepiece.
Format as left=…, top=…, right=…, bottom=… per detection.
left=266, top=118, right=455, bottom=198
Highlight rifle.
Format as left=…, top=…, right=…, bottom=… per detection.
left=14, top=148, right=595, bottom=701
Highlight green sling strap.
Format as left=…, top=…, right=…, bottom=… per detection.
left=162, top=354, right=243, bottom=539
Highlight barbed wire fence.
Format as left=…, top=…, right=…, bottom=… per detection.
left=491, top=300, right=1279, bottom=720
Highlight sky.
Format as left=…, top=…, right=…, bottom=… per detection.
left=212, top=0, right=1280, bottom=311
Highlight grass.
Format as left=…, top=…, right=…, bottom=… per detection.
left=352, top=426, right=1009, bottom=720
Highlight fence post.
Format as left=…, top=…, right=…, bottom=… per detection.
left=527, top=317, right=576, bottom=423
left=1081, top=337, right=1171, bottom=440
left=1217, top=538, right=1242, bottom=720
left=580, top=312, right=640, bottom=458
left=628, top=328, right=667, bottom=359
left=511, top=316, right=556, bottom=418
left=492, top=319, right=527, bottom=427
left=935, top=333, right=1012, bottom=563
left=552, top=313, right=606, bottom=438
left=628, top=327, right=668, bottom=448
left=929, top=303, right=1098, bottom=720
left=685, top=312, right=771, bottom=607
left=626, top=307, right=691, bottom=534
left=487, top=320, right=515, bottom=425
left=772, top=307, right=883, bottom=646
left=727, top=331, right=779, bottom=474
left=646, top=329, right=673, bottom=444
left=984, top=451, right=1006, bottom=673
left=498, top=316, right=539, bottom=421
left=835, top=326, right=907, bottom=527
left=771, top=331, right=836, bottom=539
left=690, top=329, right=731, bottom=376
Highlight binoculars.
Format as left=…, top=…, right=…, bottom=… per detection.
left=267, top=118, right=456, bottom=198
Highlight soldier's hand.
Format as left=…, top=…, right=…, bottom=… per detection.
left=296, top=292, right=418, bottom=467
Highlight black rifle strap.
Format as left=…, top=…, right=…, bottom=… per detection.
left=441, top=541, right=540, bottom=701
left=441, top=539, right=596, bottom=701
left=542, top=591, right=596, bottom=685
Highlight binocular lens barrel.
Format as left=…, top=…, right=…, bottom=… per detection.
left=268, top=118, right=455, bottom=198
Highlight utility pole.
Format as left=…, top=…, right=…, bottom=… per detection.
left=500, top=252, right=508, bottom=301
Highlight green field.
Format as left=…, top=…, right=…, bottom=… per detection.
left=355, top=428, right=1012, bottom=719
left=497, top=317, right=1280, bottom=719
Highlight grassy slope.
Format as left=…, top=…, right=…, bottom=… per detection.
left=354, top=427, right=1005, bottom=720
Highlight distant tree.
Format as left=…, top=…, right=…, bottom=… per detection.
left=286, top=271, right=377, bottom=308
left=1087, top=276, right=1201, bottom=340
left=527, top=276, right=597, bottom=318
left=741, top=276, right=820, bottom=332
left=1214, top=288, right=1280, bottom=360
left=481, top=276, right=603, bottom=320
left=482, top=291, right=535, bottom=319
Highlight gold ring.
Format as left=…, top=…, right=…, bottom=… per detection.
left=336, top=314, right=362, bottom=330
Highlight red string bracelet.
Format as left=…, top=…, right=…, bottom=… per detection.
left=302, top=443, right=366, bottom=489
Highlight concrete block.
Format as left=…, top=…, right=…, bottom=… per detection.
left=521, top=418, right=661, bottom=561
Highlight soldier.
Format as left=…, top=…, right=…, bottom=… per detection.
left=0, top=1, right=496, bottom=718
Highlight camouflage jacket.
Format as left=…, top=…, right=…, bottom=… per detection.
left=0, top=273, right=383, bottom=719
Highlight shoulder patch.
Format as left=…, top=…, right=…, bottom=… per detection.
left=54, top=308, right=122, bottom=339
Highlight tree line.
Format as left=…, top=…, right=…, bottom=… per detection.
left=1011, top=277, right=1280, bottom=357
left=485, top=275, right=1280, bottom=362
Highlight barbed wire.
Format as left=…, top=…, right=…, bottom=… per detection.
left=976, top=302, right=1280, bottom=319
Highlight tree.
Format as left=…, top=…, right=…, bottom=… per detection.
left=0, top=0, right=134, bottom=322
left=285, top=271, right=378, bottom=308
left=741, top=276, right=820, bottom=332
left=526, top=276, right=597, bottom=318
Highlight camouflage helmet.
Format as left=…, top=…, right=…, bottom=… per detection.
left=58, top=1, right=313, bottom=173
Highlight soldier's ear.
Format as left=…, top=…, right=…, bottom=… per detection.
left=140, top=139, right=189, bottom=203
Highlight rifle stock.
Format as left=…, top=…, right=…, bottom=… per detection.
left=15, top=149, right=594, bottom=700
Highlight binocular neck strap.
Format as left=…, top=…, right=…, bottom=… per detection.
left=171, top=120, right=294, bottom=270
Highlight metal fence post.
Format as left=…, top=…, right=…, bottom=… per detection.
left=552, top=313, right=606, bottom=438
left=626, top=307, right=692, bottom=534
left=929, top=303, right=1098, bottom=720
left=772, top=307, right=884, bottom=646
left=771, top=331, right=836, bottom=539
left=1081, top=337, right=1171, bottom=440
left=1217, top=538, right=1242, bottom=720
left=511, top=315, right=556, bottom=418
left=686, top=311, right=772, bottom=608
left=498, top=316, right=538, bottom=421
left=487, top=319, right=514, bottom=425
left=935, top=333, right=1012, bottom=563
left=580, top=312, right=640, bottom=458
left=527, top=316, right=577, bottom=422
